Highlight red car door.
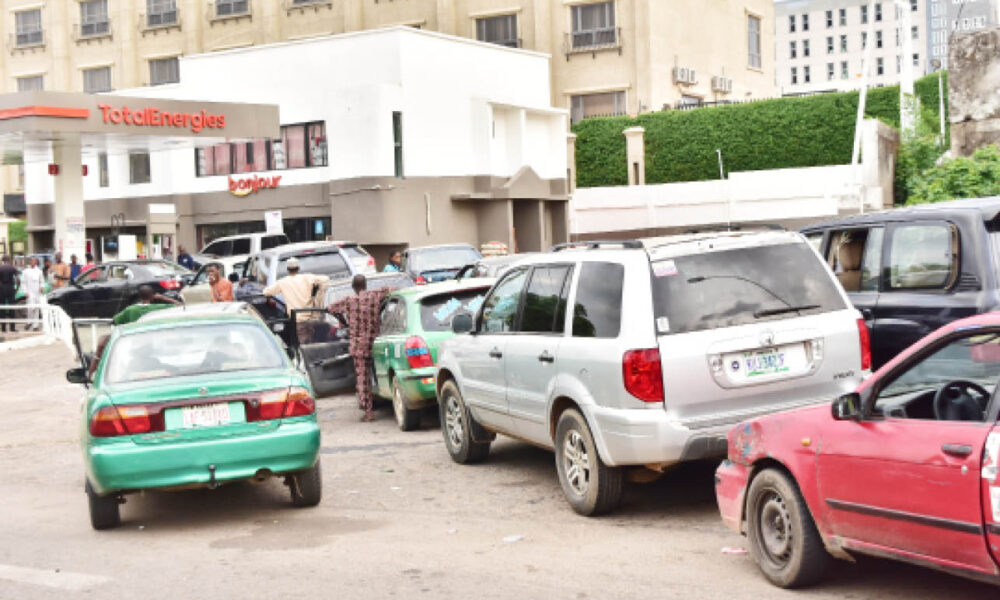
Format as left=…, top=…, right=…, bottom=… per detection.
left=984, top=430, right=1000, bottom=568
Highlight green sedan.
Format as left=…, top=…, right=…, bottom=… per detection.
left=372, top=279, right=493, bottom=431
left=68, top=310, right=322, bottom=530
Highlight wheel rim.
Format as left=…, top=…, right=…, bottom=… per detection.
left=561, top=430, right=591, bottom=496
left=392, top=384, right=404, bottom=427
left=444, top=394, right=464, bottom=449
left=757, top=490, right=793, bottom=566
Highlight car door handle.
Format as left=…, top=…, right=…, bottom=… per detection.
left=941, top=443, right=973, bottom=457
left=538, top=351, right=555, bottom=364
left=488, top=348, right=503, bottom=359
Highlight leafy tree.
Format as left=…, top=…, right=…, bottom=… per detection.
left=907, top=144, right=1000, bottom=204
left=8, top=220, right=27, bottom=245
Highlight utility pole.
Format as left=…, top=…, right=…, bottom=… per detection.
left=898, top=0, right=918, bottom=136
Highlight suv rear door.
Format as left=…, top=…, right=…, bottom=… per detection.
left=291, top=307, right=355, bottom=396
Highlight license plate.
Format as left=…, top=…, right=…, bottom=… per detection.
left=724, top=343, right=808, bottom=383
left=181, top=403, right=231, bottom=428
left=744, top=350, right=788, bottom=377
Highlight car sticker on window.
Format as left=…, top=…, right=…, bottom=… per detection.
left=656, top=316, right=670, bottom=334
left=652, top=259, right=678, bottom=277
left=465, top=295, right=485, bottom=313
left=433, top=297, right=463, bottom=323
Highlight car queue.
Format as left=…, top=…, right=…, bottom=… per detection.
left=55, top=197, right=1000, bottom=589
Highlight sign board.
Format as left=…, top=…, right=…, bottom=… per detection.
left=66, top=217, right=84, bottom=235
left=118, top=234, right=138, bottom=261
left=230, top=174, right=281, bottom=197
left=265, top=210, right=283, bottom=234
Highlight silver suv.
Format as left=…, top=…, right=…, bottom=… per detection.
left=435, top=231, right=869, bottom=515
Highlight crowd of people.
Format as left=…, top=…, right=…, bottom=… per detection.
left=0, top=251, right=96, bottom=335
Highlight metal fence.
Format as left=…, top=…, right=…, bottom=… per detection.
left=0, top=303, right=74, bottom=350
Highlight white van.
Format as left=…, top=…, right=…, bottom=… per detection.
left=191, top=232, right=290, bottom=268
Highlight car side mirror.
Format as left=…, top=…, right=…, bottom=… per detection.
left=452, top=313, right=474, bottom=334
left=66, top=367, right=90, bottom=385
left=832, top=392, right=861, bottom=421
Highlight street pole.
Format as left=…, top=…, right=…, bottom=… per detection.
left=939, top=69, right=946, bottom=142
left=898, top=0, right=917, bottom=136
left=850, top=0, right=877, bottom=214
left=717, top=149, right=731, bottom=230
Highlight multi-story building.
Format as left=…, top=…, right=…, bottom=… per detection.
left=927, top=0, right=998, bottom=69
left=775, top=0, right=929, bottom=95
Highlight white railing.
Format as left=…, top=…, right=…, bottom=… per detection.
left=0, top=303, right=74, bottom=351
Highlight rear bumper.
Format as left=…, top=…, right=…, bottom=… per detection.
left=715, top=459, right=750, bottom=534
left=398, top=369, right=437, bottom=408
left=589, top=405, right=732, bottom=466
left=85, top=418, right=321, bottom=495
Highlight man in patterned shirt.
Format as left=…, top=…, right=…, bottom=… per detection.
left=327, top=274, right=393, bottom=421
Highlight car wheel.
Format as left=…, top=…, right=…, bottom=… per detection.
left=85, top=479, right=120, bottom=530
left=392, top=378, right=421, bottom=432
left=554, top=409, right=623, bottom=516
left=289, top=458, right=322, bottom=507
left=439, top=380, right=490, bottom=464
left=746, top=468, right=831, bottom=588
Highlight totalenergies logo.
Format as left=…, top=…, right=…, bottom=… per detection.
left=97, top=104, right=225, bottom=133
left=229, top=174, right=281, bottom=197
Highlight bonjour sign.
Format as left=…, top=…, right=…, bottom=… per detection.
left=229, top=174, right=281, bottom=197
left=97, top=104, right=226, bottom=133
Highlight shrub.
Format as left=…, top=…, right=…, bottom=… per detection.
left=907, top=144, right=1000, bottom=204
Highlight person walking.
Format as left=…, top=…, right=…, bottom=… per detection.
left=262, top=257, right=330, bottom=343
left=177, top=246, right=195, bottom=270
left=382, top=251, right=403, bottom=273
left=0, top=255, right=20, bottom=334
left=50, top=253, right=70, bottom=289
left=69, top=254, right=82, bottom=280
left=112, top=284, right=180, bottom=325
left=82, top=253, right=96, bottom=279
left=327, top=275, right=394, bottom=421
left=208, top=264, right=234, bottom=302
left=20, top=257, right=45, bottom=331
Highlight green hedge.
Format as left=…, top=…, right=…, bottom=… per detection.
left=572, top=73, right=949, bottom=188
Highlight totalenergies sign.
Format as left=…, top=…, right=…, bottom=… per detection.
left=97, top=104, right=226, bottom=133
left=229, top=174, right=281, bottom=197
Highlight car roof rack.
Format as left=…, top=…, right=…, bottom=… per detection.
left=550, top=240, right=643, bottom=252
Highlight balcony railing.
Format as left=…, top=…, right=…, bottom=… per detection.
left=74, top=19, right=112, bottom=41
left=564, top=27, right=621, bottom=58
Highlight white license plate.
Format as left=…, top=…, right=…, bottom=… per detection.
left=181, top=403, right=231, bottom=428
left=725, top=343, right=808, bottom=382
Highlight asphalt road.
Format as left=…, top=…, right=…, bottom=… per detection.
left=1, top=343, right=997, bottom=599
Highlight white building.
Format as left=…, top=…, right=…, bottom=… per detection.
left=775, top=0, right=929, bottom=95
left=23, top=26, right=569, bottom=258
left=927, top=0, right=998, bottom=69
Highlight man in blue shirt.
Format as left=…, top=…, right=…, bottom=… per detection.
left=69, top=255, right=82, bottom=281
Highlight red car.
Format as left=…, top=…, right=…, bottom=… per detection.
left=716, top=312, right=1000, bottom=588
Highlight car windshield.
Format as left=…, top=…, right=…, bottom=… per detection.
left=277, top=251, right=350, bottom=279
left=410, top=247, right=482, bottom=273
left=650, top=242, right=847, bottom=334
left=420, top=288, right=489, bottom=331
left=103, top=323, right=284, bottom=384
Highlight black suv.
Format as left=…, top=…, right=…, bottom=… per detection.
left=801, top=197, right=1000, bottom=369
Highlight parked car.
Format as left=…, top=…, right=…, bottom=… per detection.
left=328, top=240, right=377, bottom=274
left=291, top=271, right=415, bottom=397
left=435, top=232, right=869, bottom=515
left=801, top=197, right=1000, bottom=369
left=180, top=257, right=247, bottom=304
left=67, top=311, right=322, bottom=530
left=403, top=244, right=482, bottom=284
left=48, top=260, right=190, bottom=318
left=716, top=312, right=1000, bottom=589
left=454, top=254, right=534, bottom=281
left=190, top=232, right=290, bottom=269
left=372, top=279, right=493, bottom=431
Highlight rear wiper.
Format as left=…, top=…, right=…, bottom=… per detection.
left=687, top=275, right=794, bottom=309
left=753, top=304, right=820, bottom=318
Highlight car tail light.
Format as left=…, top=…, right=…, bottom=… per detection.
left=89, top=405, right=154, bottom=437
left=857, top=318, right=871, bottom=371
left=246, top=387, right=315, bottom=422
left=415, top=275, right=427, bottom=285
left=622, top=348, right=664, bottom=403
left=405, top=336, right=434, bottom=369
left=367, top=256, right=375, bottom=268
left=159, top=279, right=182, bottom=290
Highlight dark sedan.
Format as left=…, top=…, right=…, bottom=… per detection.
left=47, top=260, right=190, bottom=318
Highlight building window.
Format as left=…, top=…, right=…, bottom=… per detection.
left=790, top=41, right=797, bottom=59
left=392, top=111, right=403, bottom=178
left=149, top=57, right=179, bottom=85
left=841, top=60, right=848, bottom=79
left=827, top=62, right=835, bottom=80
left=570, top=91, right=625, bottom=124
left=748, top=14, right=762, bottom=69
left=790, top=67, right=798, bottom=85
left=14, top=9, right=43, bottom=46
left=875, top=2, right=882, bottom=22
left=801, top=13, right=809, bottom=31
left=195, top=122, right=327, bottom=177
left=803, top=65, right=811, bottom=83
left=911, top=0, right=918, bottom=10
left=216, top=0, right=249, bottom=17
left=912, top=25, right=919, bottom=39
left=82, top=67, right=112, bottom=93
left=826, top=36, right=834, bottom=53
left=98, top=153, right=109, bottom=187
left=839, top=8, right=846, bottom=26
left=16, top=75, right=44, bottom=91
left=876, top=57, right=884, bottom=76
left=147, top=0, right=178, bottom=27
left=861, top=4, right=868, bottom=24
left=476, top=14, right=518, bottom=47
left=79, top=0, right=110, bottom=37
left=913, top=53, right=920, bottom=66
left=862, top=31, right=867, bottom=49
left=789, top=14, right=795, bottom=33
left=803, top=39, right=810, bottom=57
left=570, top=2, right=616, bottom=49
left=876, top=30, right=883, bottom=49
left=896, top=55, right=902, bottom=73
left=129, top=152, right=151, bottom=184
left=840, top=34, right=848, bottom=52
left=826, top=10, right=833, bottom=28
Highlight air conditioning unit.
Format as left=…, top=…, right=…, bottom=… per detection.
left=672, top=66, right=697, bottom=85
left=711, top=76, right=733, bottom=94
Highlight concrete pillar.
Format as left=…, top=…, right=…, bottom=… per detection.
left=50, top=136, right=87, bottom=261
left=623, top=126, right=645, bottom=186
left=344, top=0, right=364, bottom=31
left=566, top=132, right=577, bottom=193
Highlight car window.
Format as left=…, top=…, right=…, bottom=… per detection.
left=380, top=299, right=406, bottom=334
left=277, top=252, right=350, bottom=279
left=572, top=262, right=623, bottom=338
left=78, top=266, right=106, bottom=283
left=191, top=265, right=211, bottom=286
left=231, top=238, right=251, bottom=255
left=202, top=240, right=231, bottom=257
left=261, top=235, right=287, bottom=251
left=859, top=228, right=883, bottom=291
left=826, top=228, right=882, bottom=293
left=109, top=265, right=132, bottom=280
left=805, top=232, right=824, bottom=253
left=420, top=289, right=489, bottom=332
left=875, top=332, right=1000, bottom=422
left=521, top=265, right=572, bottom=334
left=480, top=269, right=528, bottom=333
left=255, top=257, right=270, bottom=285
left=888, top=223, right=958, bottom=290
left=651, top=242, right=847, bottom=335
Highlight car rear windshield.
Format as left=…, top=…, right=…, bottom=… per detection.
left=278, top=251, right=350, bottom=279
left=650, top=242, right=847, bottom=335
left=410, top=247, right=482, bottom=273
left=420, top=289, right=489, bottom=331
left=341, top=246, right=367, bottom=258
left=103, top=323, right=284, bottom=384
left=324, top=273, right=414, bottom=305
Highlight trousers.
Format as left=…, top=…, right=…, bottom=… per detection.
left=0, top=286, right=15, bottom=333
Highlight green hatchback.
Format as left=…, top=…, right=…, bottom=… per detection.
left=373, top=279, right=493, bottom=431
left=69, top=311, right=322, bottom=530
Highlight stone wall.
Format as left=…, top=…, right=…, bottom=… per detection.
left=950, top=27, right=1000, bottom=156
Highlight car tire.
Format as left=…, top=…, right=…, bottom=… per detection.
left=392, top=378, right=421, bottom=432
left=85, top=479, right=120, bottom=530
left=745, top=468, right=831, bottom=588
left=439, top=380, right=490, bottom=464
left=289, top=458, right=323, bottom=507
left=554, top=409, right=623, bottom=516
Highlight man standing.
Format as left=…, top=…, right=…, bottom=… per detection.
left=382, top=251, right=403, bottom=273
left=50, top=253, right=70, bottom=289
left=262, top=257, right=329, bottom=343
left=327, top=275, right=393, bottom=421
left=112, top=284, right=180, bottom=325
left=177, top=246, right=195, bottom=270
left=21, top=257, right=45, bottom=331
left=0, top=255, right=19, bottom=334
left=69, top=254, right=82, bottom=280
left=208, top=264, right=234, bottom=302
left=82, top=253, right=96, bottom=279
